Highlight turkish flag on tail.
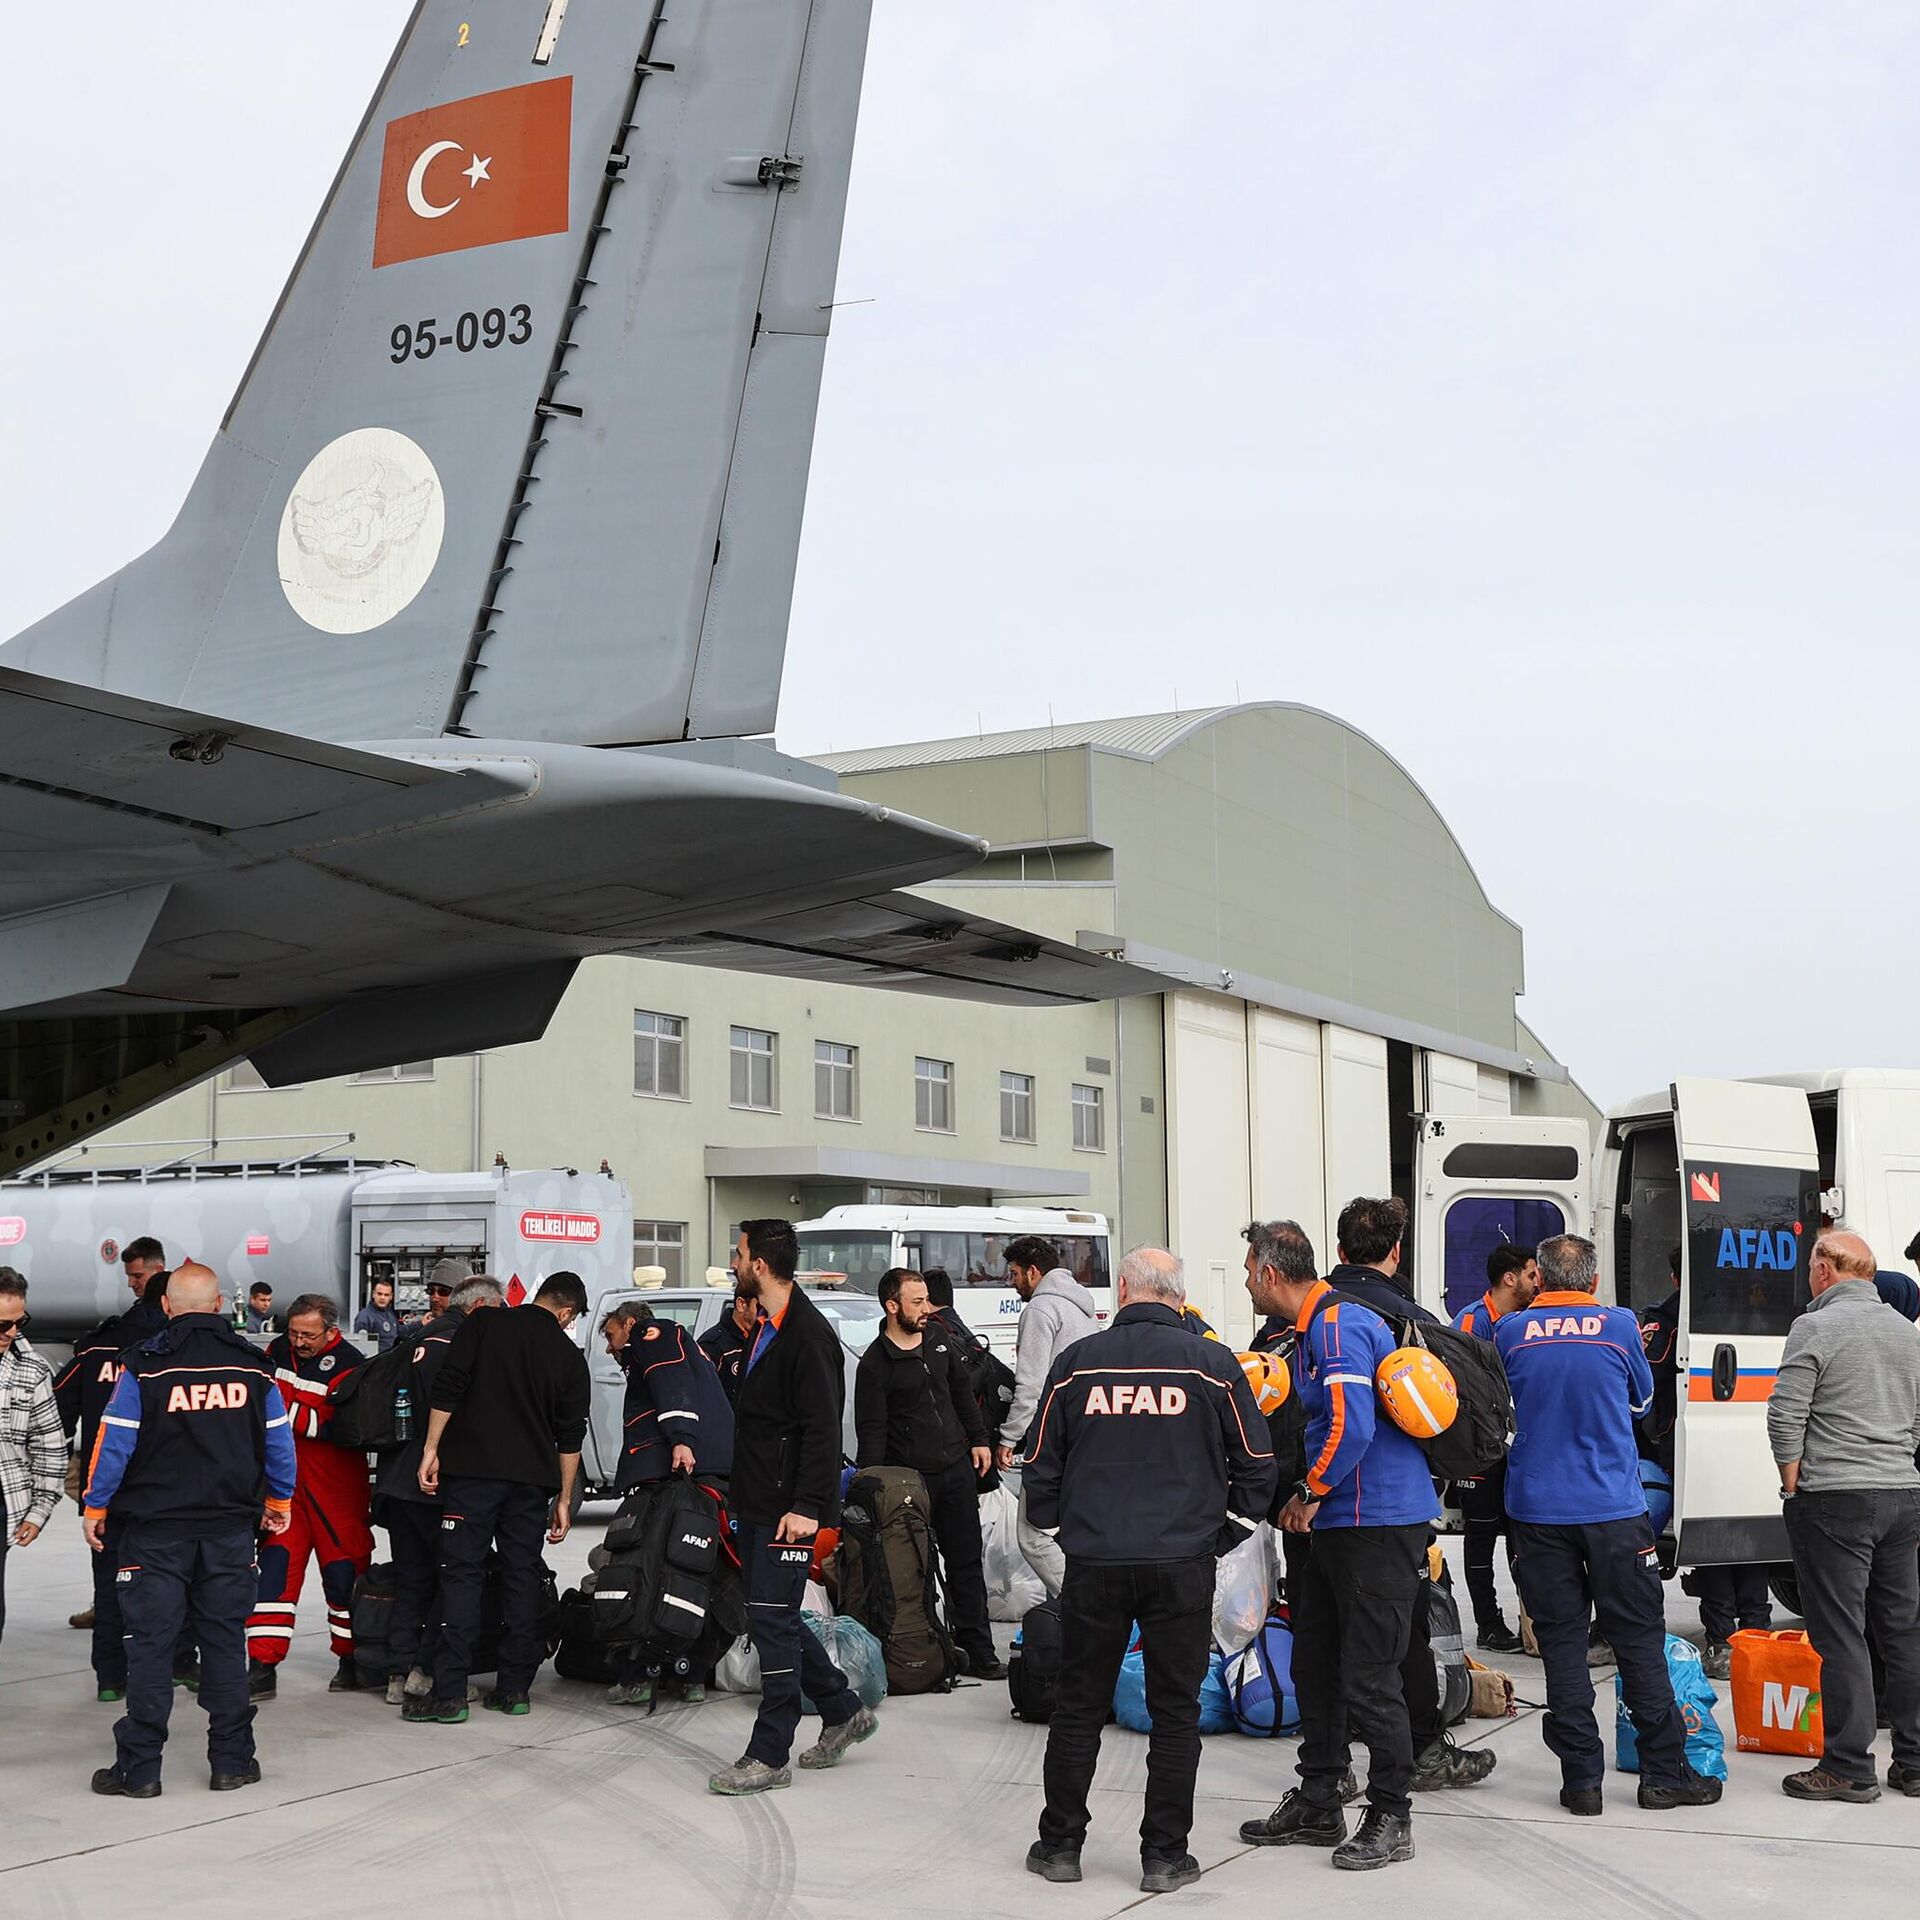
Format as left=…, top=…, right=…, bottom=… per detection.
left=374, top=77, right=573, bottom=268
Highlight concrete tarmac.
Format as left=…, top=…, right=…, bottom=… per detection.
left=3, top=1517, right=1917, bottom=1918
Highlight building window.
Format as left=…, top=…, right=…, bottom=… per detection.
left=633, top=1220, right=686, bottom=1286
left=815, top=1041, right=858, bottom=1121
left=1001, top=1071, right=1036, bottom=1144
left=915, top=1057, right=953, bottom=1133
left=633, top=1010, right=687, bottom=1100
left=352, top=1061, right=434, bottom=1084
left=1072, top=1083, right=1105, bottom=1152
left=730, top=1026, right=778, bottom=1110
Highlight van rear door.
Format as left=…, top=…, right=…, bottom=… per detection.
left=1411, top=1115, right=1591, bottom=1322
left=1671, top=1077, right=1818, bottom=1567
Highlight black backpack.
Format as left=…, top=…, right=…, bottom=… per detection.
left=325, top=1337, right=417, bottom=1450
left=829, top=1466, right=959, bottom=1694
left=1007, top=1598, right=1062, bottom=1723
left=1317, top=1291, right=1513, bottom=1481
left=592, top=1478, right=746, bottom=1655
left=350, top=1553, right=560, bottom=1683
left=1427, top=1563, right=1472, bottom=1727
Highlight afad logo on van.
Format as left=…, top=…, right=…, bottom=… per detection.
left=1715, top=1222, right=1802, bottom=1272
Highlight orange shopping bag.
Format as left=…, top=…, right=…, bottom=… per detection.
left=1730, top=1629, right=1825, bottom=1757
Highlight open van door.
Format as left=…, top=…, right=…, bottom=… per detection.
left=1671, top=1077, right=1818, bottom=1568
left=1412, top=1114, right=1591, bottom=1323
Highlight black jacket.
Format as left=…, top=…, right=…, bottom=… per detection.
left=616, top=1318, right=736, bottom=1487
left=1324, top=1263, right=1440, bottom=1329
left=730, top=1285, right=846, bottom=1527
left=1024, top=1301, right=1276, bottom=1563
left=698, top=1314, right=752, bottom=1405
left=431, top=1305, right=591, bottom=1491
left=53, top=1297, right=165, bottom=1460
left=853, top=1325, right=986, bottom=1472
left=1638, top=1289, right=1680, bottom=1471
left=374, top=1309, right=462, bottom=1511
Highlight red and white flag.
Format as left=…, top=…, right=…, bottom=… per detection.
left=374, top=78, right=573, bottom=268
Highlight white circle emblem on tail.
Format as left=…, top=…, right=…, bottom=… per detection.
left=277, top=428, right=446, bottom=635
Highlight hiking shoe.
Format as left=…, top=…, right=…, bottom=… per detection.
left=709, top=1756, right=791, bottom=1796
left=1561, top=1785, right=1603, bottom=1816
left=210, top=1760, right=262, bottom=1792
left=1700, top=1641, right=1732, bottom=1681
left=401, top=1695, right=468, bottom=1724
left=1332, top=1808, right=1414, bottom=1871
left=679, top=1681, right=707, bottom=1705
left=1239, top=1788, right=1346, bottom=1847
left=483, top=1690, right=530, bottom=1716
left=971, top=1654, right=1010, bottom=1682
left=97, top=1685, right=125, bottom=1703
left=328, top=1656, right=366, bottom=1693
left=1887, top=1761, right=1920, bottom=1797
left=1140, top=1853, right=1201, bottom=1894
left=1476, top=1622, right=1524, bottom=1655
left=606, top=1680, right=654, bottom=1707
left=173, top=1661, right=201, bottom=1692
left=1338, top=1768, right=1363, bottom=1804
left=1025, top=1841, right=1082, bottom=1883
left=798, top=1705, right=879, bottom=1769
left=385, top=1674, right=407, bottom=1706
left=1639, top=1769, right=1724, bottom=1809
left=71, top=1606, right=96, bottom=1630
left=247, top=1660, right=277, bottom=1700
left=1411, top=1737, right=1497, bottom=1789
left=404, top=1667, right=433, bottom=1699
left=1782, top=1767, right=1878, bottom=1803
left=91, top=1767, right=161, bottom=1799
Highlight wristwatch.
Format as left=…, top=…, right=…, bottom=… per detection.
left=1289, top=1479, right=1316, bottom=1507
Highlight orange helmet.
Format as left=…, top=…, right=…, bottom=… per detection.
left=1237, top=1348, right=1291, bottom=1415
left=1375, top=1346, right=1458, bottom=1438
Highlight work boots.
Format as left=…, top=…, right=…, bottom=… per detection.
left=1239, top=1788, right=1347, bottom=1847
left=1411, top=1736, right=1497, bottom=1790
left=1331, top=1808, right=1415, bottom=1872
left=327, top=1655, right=365, bottom=1693
left=247, top=1659, right=277, bottom=1700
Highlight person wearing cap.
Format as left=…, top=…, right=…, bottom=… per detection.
left=418, top=1260, right=467, bottom=1326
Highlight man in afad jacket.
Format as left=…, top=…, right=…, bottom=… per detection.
left=1023, top=1246, right=1274, bottom=1895
left=82, top=1263, right=296, bottom=1797
left=602, top=1296, right=735, bottom=1708
left=1497, top=1234, right=1721, bottom=1816
left=709, top=1219, right=877, bottom=1797
left=998, top=1234, right=1099, bottom=1600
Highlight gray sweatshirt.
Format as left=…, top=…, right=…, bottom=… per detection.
left=1005, top=1269, right=1099, bottom=1457
left=1768, top=1280, right=1920, bottom=1492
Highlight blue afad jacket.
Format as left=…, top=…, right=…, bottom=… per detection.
left=1024, top=1301, right=1276, bottom=1563
left=1290, top=1281, right=1437, bottom=1529
left=616, top=1318, right=735, bottom=1488
left=84, top=1312, right=298, bottom=1539
left=1494, top=1290, right=1654, bottom=1525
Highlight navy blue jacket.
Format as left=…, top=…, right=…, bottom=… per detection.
left=53, top=1297, right=169, bottom=1463
left=1024, top=1301, right=1275, bottom=1563
left=84, top=1313, right=296, bottom=1539
left=616, top=1318, right=735, bottom=1487
left=698, top=1313, right=752, bottom=1405
left=1496, top=1290, right=1655, bottom=1525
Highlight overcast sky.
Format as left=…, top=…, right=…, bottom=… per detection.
left=3, top=3, right=1915, bottom=1107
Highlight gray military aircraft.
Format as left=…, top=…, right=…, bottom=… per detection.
left=0, top=0, right=1145, bottom=1172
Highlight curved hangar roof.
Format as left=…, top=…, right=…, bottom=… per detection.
left=817, top=703, right=1539, bottom=1075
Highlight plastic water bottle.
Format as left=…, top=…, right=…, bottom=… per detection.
left=393, top=1384, right=413, bottom=1445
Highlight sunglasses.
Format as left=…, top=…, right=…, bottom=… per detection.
left=0, top=1312, right=28, bottom=1334
left=426, top=1285, right=452, bottom=1296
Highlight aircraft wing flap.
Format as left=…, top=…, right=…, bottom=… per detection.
left=629, top=894, right=1164, bottom=1006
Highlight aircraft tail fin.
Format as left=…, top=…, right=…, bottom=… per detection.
left=5, top=0, right=873, bottom=748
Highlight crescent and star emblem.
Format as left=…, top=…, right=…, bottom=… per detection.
left=406, top=140, right=493, bottom=219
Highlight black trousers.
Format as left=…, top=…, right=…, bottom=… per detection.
left=1682, top=1563, right=1773, bottom=1642
left=740, top=1520, right=858, bottom=1767
left=1786, top=1486, right=1920, bottom=1784
left=1512, top=1515, right=1686, bottom=1790
left=1040, top=1554, right=1216, bottom=1859
left=1460, top=1468, right=1516, bottom=1632
left=384, top=1499, right=443, bottom=1680
left=923, top=1456, right=994, bottom=1665
left=433, top=1476, right=551, bottom=1702
left=113, top=1526, right=256, bottom=1788
left=1288, top=1524, right=1427, bottom=1817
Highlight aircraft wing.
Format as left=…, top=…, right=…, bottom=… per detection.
left=625, top=895, right=1164, bottom=1006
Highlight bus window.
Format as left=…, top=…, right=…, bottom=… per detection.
left=794, top=1230, right=892, bottom=1292
left=1440, top=1197, right=1566, bottom=1321
left=1058, top=1237, right=1111, bottom=1293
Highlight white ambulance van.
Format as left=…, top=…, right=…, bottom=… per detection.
left=793, top=1205, right=1113, bottom=1354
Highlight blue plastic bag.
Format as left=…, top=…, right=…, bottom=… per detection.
left=1223, top=1613, right=1300, bottom=1735
left=801, top=1612, right=889, bottom=1712
left=1614, top=1632, right=1726, bottom=1780
left=1112, top=1624, right=1236, bottom=1735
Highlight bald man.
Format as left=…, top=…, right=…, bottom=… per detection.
left=82, top=1263, right=296, bottom=1798
left=1770, top=1229, right=1920, bottom=1802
